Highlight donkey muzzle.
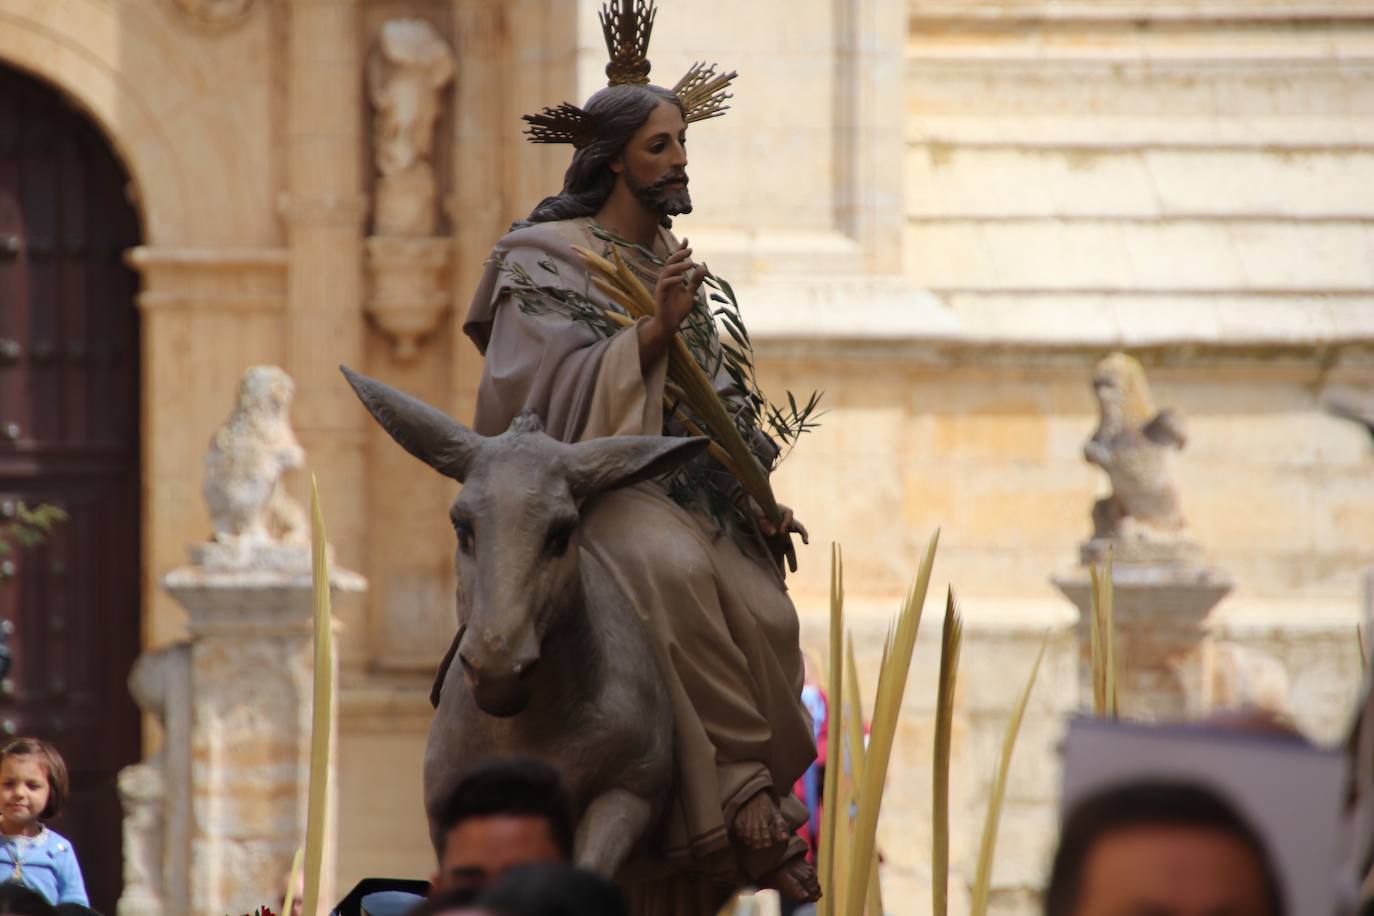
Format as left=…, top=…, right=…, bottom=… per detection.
left=457, top=640, right=539, bottom=718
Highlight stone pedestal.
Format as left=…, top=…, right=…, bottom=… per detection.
left=364, top=236, right=451, bottom=360
left=1053, top=564, right=1233, bottom=720
left=131, top=554, right=365, bottom=916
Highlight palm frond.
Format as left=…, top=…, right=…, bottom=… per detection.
left=842, top=530, right=940, bottom=916
left=933, top=589, right=964, bottom=916
left=969, top=633, right=1049, bottom=916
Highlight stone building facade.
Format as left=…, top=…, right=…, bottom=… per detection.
left=0, top=0, right=1371, bottom=914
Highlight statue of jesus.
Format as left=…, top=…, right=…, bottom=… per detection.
left=456, top=1, right=820, bottom=904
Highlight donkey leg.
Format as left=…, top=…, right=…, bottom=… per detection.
left=574, top=788, right=652, bottom=879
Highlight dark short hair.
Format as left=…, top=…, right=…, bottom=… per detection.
left=477, top=863, right=628, bottom=916
left=435, top=757, right=574, bottom=861
left=1045, top=781, right=1286, bottom=916
left=0, top=738, right=69, bottom=820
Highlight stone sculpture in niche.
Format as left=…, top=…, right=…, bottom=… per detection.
left=200, top=365, right=308, bottom=564
left=1081, top=352, right=1199, bottom=566
left=367, top=18, right=455, bottom=238
left=364, top=18, right=456, bottom=359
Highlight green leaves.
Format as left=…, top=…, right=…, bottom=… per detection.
left=0, top=503, right=68, bottom=558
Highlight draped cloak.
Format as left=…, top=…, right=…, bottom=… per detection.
left=463, top=216, right=816, bottom=886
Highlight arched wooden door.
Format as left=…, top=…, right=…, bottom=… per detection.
left=0, top=64, right=143, bottom=912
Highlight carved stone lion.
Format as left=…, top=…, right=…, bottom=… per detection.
left=202, top=366, right=308, bottom=549
left=1082, top=353, right=1200, bottom=565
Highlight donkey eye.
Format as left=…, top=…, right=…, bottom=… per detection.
left=544, top=523, right=575, bottom=558
left=453, top=519, right=475, bottom=556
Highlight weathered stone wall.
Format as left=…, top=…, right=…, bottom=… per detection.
left=765, top=4, right=1374, bottom=911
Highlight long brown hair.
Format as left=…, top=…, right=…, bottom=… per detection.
left=519, top=83, right=684, bottom=230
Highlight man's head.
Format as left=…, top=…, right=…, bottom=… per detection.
left=432, top=757, right=575, bottom=897
left=1046, top=782, right=1285, bottom=916
left=523, top=84, right=690, bottom=228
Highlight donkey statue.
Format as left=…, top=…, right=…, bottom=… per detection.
left=342, top=366, right=705, bottom=879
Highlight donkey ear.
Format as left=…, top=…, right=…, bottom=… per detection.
left=341, top=365, right=481, bottom=482
left=567, top=435, right=710, bottom=499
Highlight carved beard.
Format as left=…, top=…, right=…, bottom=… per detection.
left=624, top=168, right=693, bottom=219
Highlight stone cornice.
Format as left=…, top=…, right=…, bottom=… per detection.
left=126, top=246, right=289, bottom=312
left=755, top=337, right=1374, bottom=371
left=910, top=1, right=1374, bottom=23
left=745, top=283, right=1374, bottom=365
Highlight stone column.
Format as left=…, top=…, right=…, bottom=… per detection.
left=1052, top=352, right=1235, bottom=720
left=448, top=0, right=511, bottom=425
left=282, top=0, right=368, bottom=592
left=118, top=360, right=367, bottom=916
left=171, top=562, right=364, bottom=916
left=1054, top=565, right=1233, bottom=720
left=833, top=0, right=906, bottom=274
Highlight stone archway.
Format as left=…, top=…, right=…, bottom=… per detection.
left=0, top=1, right=276, bottom=248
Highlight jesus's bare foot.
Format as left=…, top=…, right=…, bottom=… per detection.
left=731, top=790, right=791, bottom=850
left=762, top=853, right=821, bottom=903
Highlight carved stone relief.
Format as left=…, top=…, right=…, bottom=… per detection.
left=365, top=19, right=456, bottom=360
left=367, top=19, right=455, bottom=238
left=170, top=0, right=256, bottom=29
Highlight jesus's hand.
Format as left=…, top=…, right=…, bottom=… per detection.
left=653, top=239, right=707, bottom=332
left=639, top=240, right=707, bottom=371
left=739, top=496, right=809, bottom=574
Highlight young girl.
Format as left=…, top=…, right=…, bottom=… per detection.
left=0, top=738, right=87, bottom=906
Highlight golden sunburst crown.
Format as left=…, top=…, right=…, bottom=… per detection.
left=601, top=0, right=655, bottom=86
left=522, top=103, right=596, bottom=148
left=521, top=1, right=740, bottom=146
left=671, top=61, right=737, bottom=123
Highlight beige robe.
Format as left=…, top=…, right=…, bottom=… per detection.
left=464, top=217, right=815, bottom=885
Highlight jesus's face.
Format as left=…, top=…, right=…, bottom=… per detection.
left=612, top=99, right=692, bottom=218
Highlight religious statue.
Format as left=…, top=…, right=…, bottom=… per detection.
left=1081, top=352, right=1199, bottom=565
left=358, top=2, right=821, bottom=910
left=367, top=18, right=455, bottom=237
left=202, top=365, right=308, bottom=551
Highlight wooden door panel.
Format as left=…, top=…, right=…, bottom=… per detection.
left=0, top=65, right=142, bottom=913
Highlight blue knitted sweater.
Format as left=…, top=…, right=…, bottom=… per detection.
left=0, top=827, right=88, bottom=905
